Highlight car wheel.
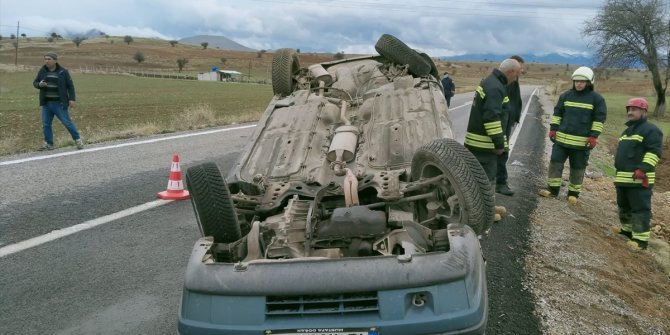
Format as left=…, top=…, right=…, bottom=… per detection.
left=272, top=48, right=300, bottom=96
left=447, top=141, right=496, bottom=231
left=374, top=34, right=431, bottom=77
left=411, top=139, right=493, bottom=235
left=186, top=162, right=242, bottom=243
left=417, top=51, right=440, bottom=80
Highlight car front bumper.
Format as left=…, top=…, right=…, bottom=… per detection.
left=178, top=224, right=487, bottom=335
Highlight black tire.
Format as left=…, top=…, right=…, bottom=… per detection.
left=272, top=48, right=300, bottom=96
left=374, top=34, right=431, bottom=77
left=447, top=141, right=496, bottom=231
left=186, top=162, right=241, bottom=243
left=411, top=139, right=493, bottom=234
left=418, top=51, right=440, bottom=80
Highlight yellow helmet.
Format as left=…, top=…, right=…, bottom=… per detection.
left=571, top=66, right=594, bottom=83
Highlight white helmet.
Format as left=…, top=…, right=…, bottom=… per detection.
left=571, top=66, right=594, bottom=83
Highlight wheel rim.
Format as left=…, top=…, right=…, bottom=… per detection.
left=415, top=162, right=465, bottom=225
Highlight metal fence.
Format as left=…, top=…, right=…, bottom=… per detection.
left=76, top=66, right=197, bottom=80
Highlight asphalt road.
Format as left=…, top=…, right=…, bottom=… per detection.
left=0, top=86, right=545, bottom=335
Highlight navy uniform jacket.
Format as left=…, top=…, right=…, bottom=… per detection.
left=464, top=68, right=509, bottom=153
left=441, top=76, right=455, bottom=97
left=550, top=87, right=607, bottom=149
left=33, top=63, right=76, bottom=106
left=505, top=81, right=522, bottom=136
left=614, top=117, right=663, bottom=187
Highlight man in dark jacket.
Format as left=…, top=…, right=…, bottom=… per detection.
left=539, top=66, right=606, bottom=204
left=465, top=58, right=522, bottom=221
left=496, top=55, right=525, bottom=196
left=33, top=52, right=84, bottom=150
left=441, top=72, right=455, bottom=107
left=613, top=97, right=663, bottom=251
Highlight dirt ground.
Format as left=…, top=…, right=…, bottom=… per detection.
left=525, top=92, right=670, bottom=335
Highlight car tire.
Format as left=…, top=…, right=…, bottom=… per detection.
left=417, top=51, right=440, bottom=80
left=447, top=141, right=496, bottom=232
left=186, top=162, right=242, bottom=243
left=374, top=34, right=431, bottom=77
left=272, top=48, right=300, bottom=97
left=411, top=139, right=493, bottom=235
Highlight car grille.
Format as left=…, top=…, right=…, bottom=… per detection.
left=266, top=292, right=379, bottom=317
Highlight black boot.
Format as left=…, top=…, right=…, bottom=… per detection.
left=496, top=183, right=514, bottom=196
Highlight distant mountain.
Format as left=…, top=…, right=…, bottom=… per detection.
left=64, top=29, right=106, bottom=39
left=440, top=53, right=595, bottom=66
left=179, top=35, right=256, bottom=52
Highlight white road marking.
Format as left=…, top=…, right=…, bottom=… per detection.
left=0, top=124, right=257, bottom=167
left=0, top=199, right=173, bottom=258
left=450, top=101, right=473, bottom=109
left=509, top=87, right=539, bottom=154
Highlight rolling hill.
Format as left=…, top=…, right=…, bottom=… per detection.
left=179, top=35, right=256, bottom=52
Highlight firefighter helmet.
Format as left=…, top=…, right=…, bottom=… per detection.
left=626, top=97, right=649, bottom=111
left=571, top=66, right=594, bottom=83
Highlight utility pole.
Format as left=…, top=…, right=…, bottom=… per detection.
left=248, top=60, right=253, bottom=83
left=15, top=21, right=19, bottom=66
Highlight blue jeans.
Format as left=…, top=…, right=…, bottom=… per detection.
left=41, top=101, right=80, bottom=145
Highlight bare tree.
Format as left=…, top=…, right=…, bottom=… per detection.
left=220, top=57, right=227, bottom=65
left=333, top=51, right=345, bottom=60
left=177, top=58, right=189, bottom=72
left=72, top=36, right=86, bottom=48
left=169, top=40, right=178, bottom=47
left=133, top=51, right=145, bottom=63
left=201, top=42, right=208, bottom=50
left=584, top=0, right=669, bottom=117
left=124, top=35, right=134, bottom=45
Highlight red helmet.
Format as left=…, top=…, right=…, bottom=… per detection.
left=626, top=97, right=649, bottom=111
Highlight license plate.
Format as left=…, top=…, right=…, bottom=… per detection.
left=265, top=327, right=378, bottom=335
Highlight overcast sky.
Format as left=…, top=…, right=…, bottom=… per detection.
left=0, top=0, right=603, bottom=57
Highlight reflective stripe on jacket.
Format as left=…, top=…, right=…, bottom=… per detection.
left=464, top=68, right=509, bottom=152
left=614, top=117, right=663, bottom=187
left=550, top=88, right=606, bottom=149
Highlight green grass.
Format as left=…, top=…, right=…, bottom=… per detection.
left=0, top=72, right=273, bottom=155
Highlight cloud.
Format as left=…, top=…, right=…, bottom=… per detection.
left=0, top=0, right=602, bottom=57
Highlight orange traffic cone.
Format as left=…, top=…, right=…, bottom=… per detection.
left=157, top=153, right=190, bottom=200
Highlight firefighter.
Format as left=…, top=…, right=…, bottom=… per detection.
left=613, top=97, right=663, bottom=251
left=496, top=55, right=525, bottom=196
left=539, top=66, right=607, bottom=204
left=465, top=58, right=522, bottom=221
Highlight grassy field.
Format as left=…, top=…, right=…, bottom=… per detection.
left=1, top=36, right=669, bottom=159
left=0, top=72, right=272, bottom=154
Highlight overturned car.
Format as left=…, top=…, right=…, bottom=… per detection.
left=178, top=34, right=492, bottom=335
